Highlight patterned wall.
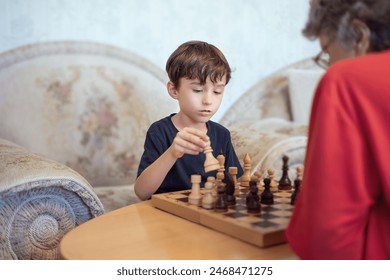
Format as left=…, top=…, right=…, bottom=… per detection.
left=0, top=0, right=318, bottom=121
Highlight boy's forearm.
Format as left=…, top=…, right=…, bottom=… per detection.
left=134, top=148, right=177, bottom=200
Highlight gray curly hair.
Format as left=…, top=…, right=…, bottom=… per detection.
left=303, top=0, right=390, bottom=51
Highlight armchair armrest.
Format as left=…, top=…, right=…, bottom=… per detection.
left=0, top=139, right=104, bottom=259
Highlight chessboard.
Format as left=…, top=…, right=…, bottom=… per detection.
left=151, top=188, right=294, bottom=248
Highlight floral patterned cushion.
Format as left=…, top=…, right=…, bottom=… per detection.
left=0, top=42, right=178, bottom=187
left=229, top=118, right=308, bottom=180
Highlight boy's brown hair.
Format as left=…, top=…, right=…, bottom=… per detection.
left=166, top=40, right=231, bottom=88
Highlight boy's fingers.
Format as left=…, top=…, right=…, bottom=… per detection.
left=174, top=137, right=204, bottom=153
left=180, top=127, right=209, bottom=145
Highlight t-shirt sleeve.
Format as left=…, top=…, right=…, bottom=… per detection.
left=136, top=128, right=166, bottom=177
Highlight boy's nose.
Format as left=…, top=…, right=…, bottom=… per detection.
left=202, top=92, right=212, bottom=105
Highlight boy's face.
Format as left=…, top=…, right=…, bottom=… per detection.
left=169, top=76, right=226, bottom=124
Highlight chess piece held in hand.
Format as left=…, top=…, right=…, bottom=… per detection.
left=203, top=142, right=220, bottom=173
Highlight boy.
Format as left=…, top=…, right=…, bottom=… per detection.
left=135, top=40, right=243, bottom=200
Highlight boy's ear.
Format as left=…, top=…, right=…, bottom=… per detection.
left=352, top=19, right=371, bottom=55
left=167, top=81, right=178, bottom=99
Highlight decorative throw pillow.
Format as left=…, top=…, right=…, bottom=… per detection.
left=288, top=69, right=325, bottom=124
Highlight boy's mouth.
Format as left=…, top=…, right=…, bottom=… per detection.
left=199, top=110, right=212, bottom=116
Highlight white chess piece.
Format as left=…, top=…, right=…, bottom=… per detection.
left=188, top=174, right=202, bottom=206
left=202, top=181, right=214, bottom=209
left=240, top=153, right=251, bottom=188
left=267, top=168, right=278, bottom=192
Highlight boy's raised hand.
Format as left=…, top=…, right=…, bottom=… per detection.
left=169, top=127, right=209, bottom=159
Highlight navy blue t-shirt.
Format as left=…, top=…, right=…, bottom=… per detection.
left=137, top=114, right=243, bottom=195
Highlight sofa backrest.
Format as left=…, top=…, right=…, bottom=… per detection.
left=0, top=41, right=178, bottom=186
left=220, top=58, right=324, bottom=127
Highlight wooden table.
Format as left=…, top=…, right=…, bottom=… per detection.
left=59, top=201, right=297, bottom=260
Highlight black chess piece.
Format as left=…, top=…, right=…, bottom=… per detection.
left=278, top=155, right=292, bottom=190
left=223, top=171, right=236, bottom=206
left=261, top=178, right=274, bottom=205
left=215, top=183, right=228, bottom=212
left=291, top=178, right=301, bottom=205
left=246, top=180, right=261, bottom=213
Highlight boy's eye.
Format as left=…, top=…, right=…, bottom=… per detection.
left=214, top=91, right=222, bottom=95
left=193, top=89, right=203, bottom=93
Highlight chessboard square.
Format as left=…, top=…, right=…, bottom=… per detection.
left=274, top=197, right=291, bottom=204
left=273, top=196, right=291, bottom=201
left=273, top=200, right=288, bottom=205
left=176, top=197, right=189, bottom=203
left=169, top=192, right=188, bottom=198
left=274, top=205, right=294, bottom=212
left=251, top=220, right=279, bottom=228
left=261, top=206, right=280, bottom=212
left=236, top=215, right=264, bottom=223
left=260, top=212, right=280, bottom=219
left=234, top=204, right=247, bottom=211
left=270, top=204, right=291, bottom=210
left=268, top=217, right=290, bottom=225
left=224, top=212, right=248, bottom=219
left=266, top=210, right=292, bottom=218
left=277, top=211, right=293, bottom=218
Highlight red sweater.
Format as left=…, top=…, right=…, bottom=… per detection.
left=285, top=50, right=390, bottom=259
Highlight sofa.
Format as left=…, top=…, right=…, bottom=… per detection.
left=0, top=41, right=323, bottom=259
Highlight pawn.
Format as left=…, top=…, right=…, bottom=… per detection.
left=206, top=176, right=217, bottom=202
left=291, top=178, right=301, bottom=205
left=253, top=170, right=264, bottom=191
left=203, top=142, right=220, bottom=173
left=267, top=169, right=278, bottom=192
left=202, top=181, right=214, bottom=209
left=188, top=174, right=202, bottom=206
left=246, top=180, right=261, bottom=213
left=261, top=178, right=274, bottom=205
left=249, top=176, right=259, bottom=190
left=296, top=165, right=304, bottom=181
left=240, top=153, right=251, bottom=189
left=215, top=183, right=228, bottom=212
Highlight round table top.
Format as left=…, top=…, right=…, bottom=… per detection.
left=60, top=200, right=297, bottom=260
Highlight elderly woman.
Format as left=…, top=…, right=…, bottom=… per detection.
left=286, top=0, right=390, bottom=259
